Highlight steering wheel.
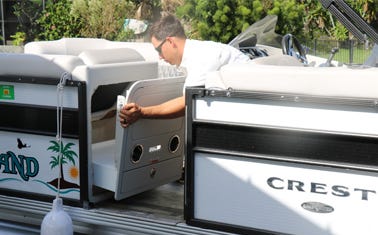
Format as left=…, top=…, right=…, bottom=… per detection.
left=282, top=34, right=308, bottom=64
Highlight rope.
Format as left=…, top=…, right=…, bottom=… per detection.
left=56, top=72, right=70, bottom=199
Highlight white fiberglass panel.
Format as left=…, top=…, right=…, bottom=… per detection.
left=195, top=97, right=378, bottom=136
left=0, top=131, right=80, bottom=200
left=194, top=152, right=378, bottom=235
left=0, top=81, right=78, bottom=108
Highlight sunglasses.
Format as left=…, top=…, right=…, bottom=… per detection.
left=155, top=38, right=167, bottom=54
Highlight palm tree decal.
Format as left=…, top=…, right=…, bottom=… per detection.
left=47, top=140, right=80, bottom=189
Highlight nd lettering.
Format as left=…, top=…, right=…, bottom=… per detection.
left=0, top=151, right=39, bottom=181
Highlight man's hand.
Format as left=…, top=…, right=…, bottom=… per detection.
left=119, top=103, right=142, bottom=128
left=118, top=96, right=185, bottom=128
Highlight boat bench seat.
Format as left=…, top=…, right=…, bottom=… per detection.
left=24, top=38, right=158, bottom=107
left=25, top=37, right=159, bottom=61
left=0, top=53, right=84, bottom=78
left=2, top=38, right=160, bottom=143
left=205, top=63, right=378, bottom=99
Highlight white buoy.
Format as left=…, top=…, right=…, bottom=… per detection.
left=41, top=197, right=73, bottom=235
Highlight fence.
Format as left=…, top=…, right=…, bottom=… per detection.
left=305, top=39, right=374, bottom=65
left=0, top=45, right=23, bottom=53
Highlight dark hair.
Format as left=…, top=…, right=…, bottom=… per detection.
left=149, top=14, right=186, bottom=40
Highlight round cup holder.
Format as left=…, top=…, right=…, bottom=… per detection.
left=168, top=135, right=180, bottom=153
left=131, top=145, right=143, bottom=163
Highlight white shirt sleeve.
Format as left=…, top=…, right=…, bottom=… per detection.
left=181, top=40, right=249, bottom=88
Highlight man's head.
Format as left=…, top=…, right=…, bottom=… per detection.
left=150, top=14, right=187, bottom=66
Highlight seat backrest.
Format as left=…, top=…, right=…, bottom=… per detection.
left=0, top=53, right=84, bottom=78
left=78, top=48, right=145, bottom=65
left=249, top=54, right=304, bottom=66
left=24, top=38, right=110, bottom=56
left=25, top=38, right=160, bottom=62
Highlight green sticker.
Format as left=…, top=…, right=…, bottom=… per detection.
left=0, top=85, right=15, bottom=100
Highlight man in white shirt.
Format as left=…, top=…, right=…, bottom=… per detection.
left=119, top=14, right=250, bottom=127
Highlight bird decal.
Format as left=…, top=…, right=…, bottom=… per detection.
left=17, top=138, right=31, bottom=149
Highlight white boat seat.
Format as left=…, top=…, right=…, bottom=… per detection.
left=75, top=47, right=147, bottom=113
left=25, top=37, right=159, bottom=62
left=250, top=54, right=304, bottom=66
left=78, top=48, right=145, bottom=65
left=23, top=38, right=159, bottom=115
left=92, top=76, right=186, bottom=200
left=0, top=53, right=84, bottom=78
left=205, top=63, right=378, bottom=99
left=24, top=38, right=110, bottom=56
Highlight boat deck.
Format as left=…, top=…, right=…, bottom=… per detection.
left=0, top=182, right=234, bottom=235
left=95, top=181, right=184, bottom=223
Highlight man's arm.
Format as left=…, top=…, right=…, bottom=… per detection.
left=119, top=96, right=185, bottom=128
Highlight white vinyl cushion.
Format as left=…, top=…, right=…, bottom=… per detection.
left=78, top=48, right=145, bottom=65
left=24, top=38, right=109, bottom=56
left=25, top=38, right=159, bottom=62
left=205, top=63, right=378, bottom=99
left=0, top=53, right=84, bottom=78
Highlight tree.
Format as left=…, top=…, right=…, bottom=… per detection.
left=176, top=0, right=377, bottom=43
left=350, top=0, right=377, bottom=24
left=71, top=0, right=136, bottom=40
left=12, top=0, right=46, bottom=43
left=177, top=0, right=250, bottom=42
left=37, top=0, right=82, bottom=40
left=177, top=0, right=306, bottom=43
left=303, top=0, right=377, bottom=41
